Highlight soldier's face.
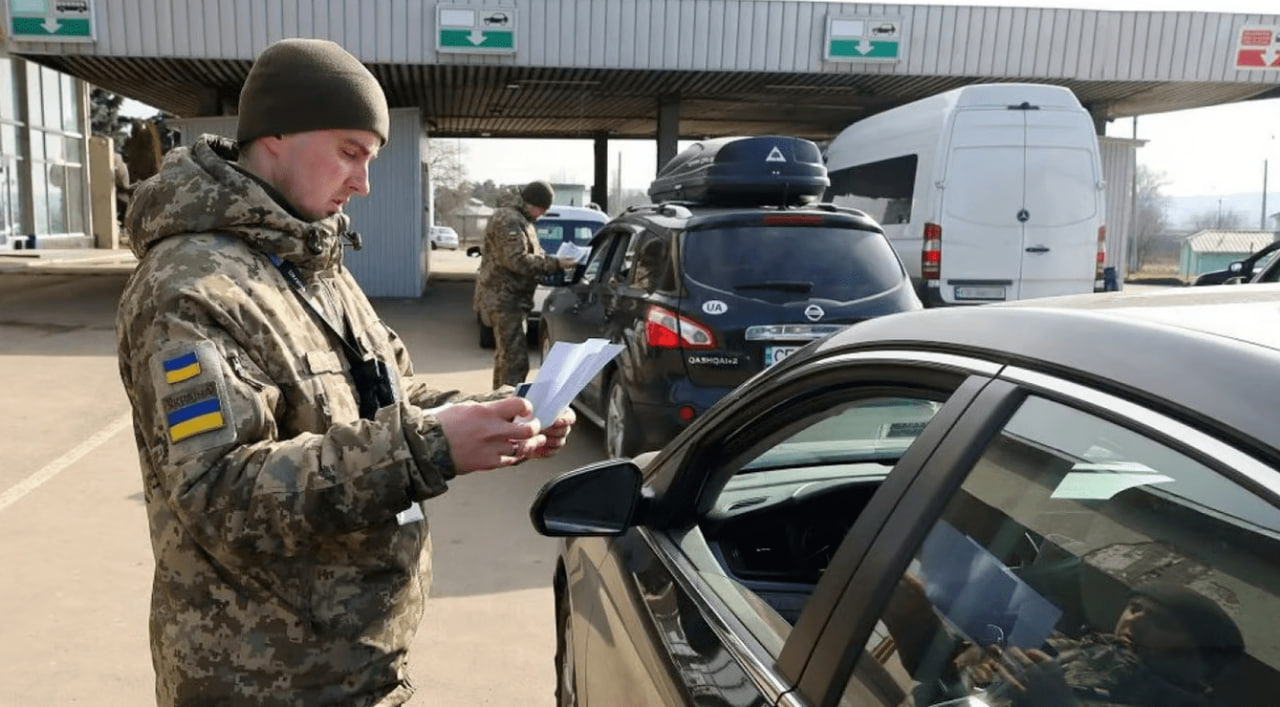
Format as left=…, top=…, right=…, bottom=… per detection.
left=274, top=129, right=380, bottom=221
left=1114, top=596, right=1196, bottom=654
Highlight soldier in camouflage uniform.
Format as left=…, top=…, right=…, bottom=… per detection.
left=473, top=181, right=578, bottom=388
left=116, top=38, right=574, bottom=707
left=884, top=576, right=1243, bottom=707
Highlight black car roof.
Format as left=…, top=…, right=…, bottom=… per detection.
left=816, top=285, right=1280, bottom=461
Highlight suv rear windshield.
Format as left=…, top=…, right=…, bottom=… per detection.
left=537, top=221, right=601, bottom=252
left=682, top=226, right=905, bottom=302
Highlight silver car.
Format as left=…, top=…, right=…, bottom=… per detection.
left=428, top=225, right=460, bottom=250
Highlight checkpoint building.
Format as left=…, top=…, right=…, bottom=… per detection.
left=2, top=0, right=1278, bottom=296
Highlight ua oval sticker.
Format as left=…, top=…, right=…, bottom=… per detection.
left=702, top=300, right=728, bottom=315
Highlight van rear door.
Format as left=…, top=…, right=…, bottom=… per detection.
left=1019, top=110, right=1102, bottom=299
left=938, top=108, right=1028, bottom=302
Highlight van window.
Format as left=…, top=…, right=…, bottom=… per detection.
left=944, top=147, right=1024, bottom=226
left=682, top=226, right=905, bottom=302
left=1024, top=147, right=1099, bottom=226
left=536, top=220, right=602, bottom=252
left=826, top=155, right=918, bottom=225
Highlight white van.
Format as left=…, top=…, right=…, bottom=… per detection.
left=824, top=83, right=1106, bottom=306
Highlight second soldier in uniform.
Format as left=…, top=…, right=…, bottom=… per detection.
left=474, top=180, right=578, bottom=388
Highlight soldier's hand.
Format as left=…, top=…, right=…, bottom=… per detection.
left=557, top=257, right=578, bottom=269
left=436, top=397, right=546, bottom=473
left=527, top=407, right=576, bottom=458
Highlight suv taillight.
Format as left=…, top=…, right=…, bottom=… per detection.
left=922, top=222, right=942, bottom=280
left=1096, top=225, right=1107, bottom=280
left=646, top=305, right=715, bottom=349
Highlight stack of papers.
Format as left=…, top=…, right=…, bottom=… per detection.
left=554, top=241, right=592, bottom=264
left=522, top=338, right=624, bottom=428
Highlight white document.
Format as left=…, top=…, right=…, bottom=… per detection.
left=554, top=241, right=591, bottom=263
left=522, top=338, right=624, bottom=428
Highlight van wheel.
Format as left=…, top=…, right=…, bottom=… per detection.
left=477, top=314, right=495, bottom=349
left=605, top=375, right=640, bottom=459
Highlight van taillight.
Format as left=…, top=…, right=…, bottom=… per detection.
left=1096, top=225, right=1107, bottom=279
left=922, top=222, right=942, bottom=280
left=646, top=305, right=715, bottom=349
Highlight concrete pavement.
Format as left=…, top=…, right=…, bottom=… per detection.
left=0, top=271, right=602, bottom=705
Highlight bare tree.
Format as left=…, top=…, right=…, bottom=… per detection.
left=1187, top=207, right=1250, bottom=231
left=424, top=139, right=469, bottom=229
left=426, top=138, right=466, bottom=191
left=1131, top=165, right=1170, bottom=270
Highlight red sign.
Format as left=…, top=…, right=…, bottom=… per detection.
left=1235, top=26, right=1280, bottom=70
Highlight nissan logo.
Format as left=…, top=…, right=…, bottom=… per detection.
left=804, top=304, right=825, bottom=322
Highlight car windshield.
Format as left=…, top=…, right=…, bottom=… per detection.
left=681, top=225, right=905, bottom=302
left=537, top=221, right=602, bottom=252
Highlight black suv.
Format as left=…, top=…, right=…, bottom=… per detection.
left=538, top=136, right=921, bottom=458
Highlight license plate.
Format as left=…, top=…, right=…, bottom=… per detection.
left=765, top=345, right=801, bottom=366
left=954, top=285, right=1006, bottom=300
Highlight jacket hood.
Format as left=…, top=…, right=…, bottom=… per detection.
left=124, top=134, right=353, bottom=271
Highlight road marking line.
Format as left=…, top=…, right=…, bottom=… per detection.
left=0, top=412, right=132, bottom=513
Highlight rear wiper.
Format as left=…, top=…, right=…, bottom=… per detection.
left=734, top=281, right=814, bottom=293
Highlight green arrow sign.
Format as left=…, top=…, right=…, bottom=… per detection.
left=438, top=6, right=517, bottom=54
left=9, top=0, right=95, bottom=42
left=439, top=28, right=514, bottom=50
left=825, top=16, right=902, bottom=63
left=828, top=39, right=899, bottom=60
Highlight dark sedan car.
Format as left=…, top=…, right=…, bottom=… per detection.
left=532, top=286, right=1280, bottom=707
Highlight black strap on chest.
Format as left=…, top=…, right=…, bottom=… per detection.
left=268, top=254, right=365, bottom=360
left=267, top=254, right=397, bottom=419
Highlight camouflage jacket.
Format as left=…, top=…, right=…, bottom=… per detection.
left=982, top=634, right=1212, bottom=707
left=118, top=135, right=503, bottom=706
left=472, top=202, right=563, bottom=315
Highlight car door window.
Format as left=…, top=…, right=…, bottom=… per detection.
left=694, top=389, right=950, bottom=651
left=842, top=395, right=1280, bottom=707
left=580, top=232, right=621, bottom=286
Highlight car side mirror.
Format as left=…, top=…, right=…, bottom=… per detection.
left=1229, top=261, right=1243, bottom=273
left=529, top=460, right=644, bottom=537
left=466, top=246, right=482, bottom=258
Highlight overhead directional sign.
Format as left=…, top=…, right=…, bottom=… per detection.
left=1235, top=26, right=1280, bottom=69
left=8, top=0, right=94, bottom=42
left=437, top=6, right=516, bottom=54
left=825, top=16, right=903, bottom=62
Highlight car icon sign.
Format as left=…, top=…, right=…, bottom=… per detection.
left=872, top=23, right=896, bottom=36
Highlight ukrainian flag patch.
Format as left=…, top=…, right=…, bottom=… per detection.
left=163, top=351, right=202, bottom=384
left=163, top=382, right=226, bottom=443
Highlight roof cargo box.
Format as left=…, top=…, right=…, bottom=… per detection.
left=648, top=135, right=829, bottom=207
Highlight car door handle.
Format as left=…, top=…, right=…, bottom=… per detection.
left=1025, top=246, right=1050, bottom=254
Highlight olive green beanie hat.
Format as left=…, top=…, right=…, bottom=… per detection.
left=521, top=181, right=555, bottom=209
left=237, top=38, right=389, bottom=145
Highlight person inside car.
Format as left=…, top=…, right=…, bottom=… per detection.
left=882, top=575, right=1244, bottom=707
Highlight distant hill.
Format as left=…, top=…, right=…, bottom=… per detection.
left=1164, top=191, right=1280, bottom=231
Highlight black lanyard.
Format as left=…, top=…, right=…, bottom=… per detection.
left=268, top=254, right=368, bottom=363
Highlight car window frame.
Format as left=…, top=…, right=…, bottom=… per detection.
left=793, top=366, right=1280, bottom=707
left=625, top=350, right=1003, bottom=704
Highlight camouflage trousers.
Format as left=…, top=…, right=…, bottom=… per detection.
left=489, top=309, right=530, bottom=389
